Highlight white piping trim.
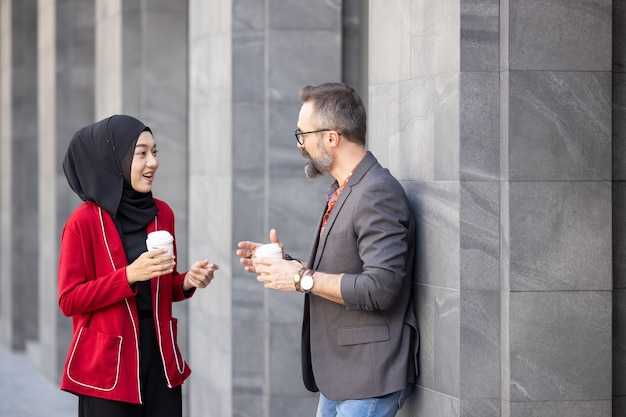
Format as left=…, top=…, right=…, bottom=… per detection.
left=98, top=208, right=116, bottom=272
left=97, top=208, right=141, bottom=402
left=152, top=217, right=187, bottom=387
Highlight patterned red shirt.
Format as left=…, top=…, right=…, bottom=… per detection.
left=320, top=169, right=356, bottom=238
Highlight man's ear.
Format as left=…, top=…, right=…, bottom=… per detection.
left=327, top=131, right=340, bottom=147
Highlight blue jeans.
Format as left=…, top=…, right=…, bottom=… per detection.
left=316, top=384, right=413, bottom=417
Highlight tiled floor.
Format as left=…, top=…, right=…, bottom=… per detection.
left=0, top=343, right=76, bottom=417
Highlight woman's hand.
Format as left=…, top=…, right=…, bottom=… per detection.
left=183, top=260, right=219, bottom=291
left=126, top=249, right=175, bottom=284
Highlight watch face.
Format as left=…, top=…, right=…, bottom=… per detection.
left=301, top=274, right=314, bottom=291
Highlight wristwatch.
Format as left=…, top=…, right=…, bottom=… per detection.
left=300, top=270, right=315, bottom=293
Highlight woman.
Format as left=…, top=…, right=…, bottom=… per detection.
left=58, top=115, right=218, bottom=417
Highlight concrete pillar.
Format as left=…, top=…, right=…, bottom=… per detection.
left=36, top=0, right=96, bottom=381
left=187, top=0, right=342, bottom=415
left=369, top=0, right=613, bottom=416
left=611, top=0, right=626, bottom=415
left=0, top=0, right=39, bottom=351
left=501, top=1, right=612, bottom=415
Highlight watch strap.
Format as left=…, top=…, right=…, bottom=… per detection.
left=293, top=267, right=306, bottom=292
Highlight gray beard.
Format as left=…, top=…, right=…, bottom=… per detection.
left=304, top=151, right=333, bottom=179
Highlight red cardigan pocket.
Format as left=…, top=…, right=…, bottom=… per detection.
left=66, top=326, right=123, bottom=392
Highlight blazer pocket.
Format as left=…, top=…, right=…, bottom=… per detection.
left=337, top=324, right=389, bottom=346
left=66, top=326, right=122, bottom=391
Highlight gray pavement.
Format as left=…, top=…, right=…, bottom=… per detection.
left=0, top=343, right=76, bottom=417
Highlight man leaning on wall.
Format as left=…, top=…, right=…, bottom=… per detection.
left=237, top=82, right=419, bottom=417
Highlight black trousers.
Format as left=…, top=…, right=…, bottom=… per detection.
left=78, top=316, right=182, bottom=417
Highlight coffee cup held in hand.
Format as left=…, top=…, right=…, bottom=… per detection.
left=146, top=231, right=174, bottom=257
left=254, top=243, right=282, bottom=259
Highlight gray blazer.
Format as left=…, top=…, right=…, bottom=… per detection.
left=302, top=151, right=419, bottom=401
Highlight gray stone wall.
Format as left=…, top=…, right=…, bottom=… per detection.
left=0, top=1, right=621, bottom=417
left=614, top=1, right=626, bottom=416
left=370, top=0, right=613, bottom=417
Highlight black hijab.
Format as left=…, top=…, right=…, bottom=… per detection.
left=63, top=115, right=158, bottom=230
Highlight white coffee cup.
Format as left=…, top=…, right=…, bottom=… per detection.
left=146, top=230, right=174, bottom=256
left=254, top=243, right=282, bottom=259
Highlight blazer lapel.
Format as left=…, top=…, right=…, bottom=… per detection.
left=312, top=152, right=378, bottom=269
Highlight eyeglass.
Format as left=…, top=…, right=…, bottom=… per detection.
left=294, top=129, right=340, bottom=146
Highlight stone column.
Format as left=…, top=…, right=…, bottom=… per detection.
left=613, top=1, right=626, bottom=415
left=36, top=0, right=95, bottom=381
left=369, top=1, right=613, bottom=417
left=187, top=0, right=342, bottom=415
left=0, top=0, right=39, bottom=351
left=501, top=1, right=612, bottom=416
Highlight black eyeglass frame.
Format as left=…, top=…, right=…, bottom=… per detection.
left=294, top=129, right=341, bottom=146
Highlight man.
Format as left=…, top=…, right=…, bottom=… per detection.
left=237, top=82, right=418, bottom=417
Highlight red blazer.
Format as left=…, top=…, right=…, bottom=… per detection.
left=58, top=200, right=192, bottom=404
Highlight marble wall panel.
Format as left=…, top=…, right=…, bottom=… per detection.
left=406, top=181, right=460, bottom=289
left=617, top=398, right=626, bottom=417
left=508, top=71, right=611, bottom=181
left=508, top=0, right=611, bottom=71
left=614, top=73, right=626, bottom=180
left=266, top=289, right=304, bottom=324
left=435, top=287, right=460, bottom=398
left=268, top=321, right=314, bottom=397
left=188, top=1, right=233, bottom=414
left=433, top=73, right=461, bottom=181
left=409, top=0, right=460, bottom=78
left=460, top=398, right=499, bottom=417
left=233, top=102, right=266, bottom=176
left=369, top=75, right=459, bottom=182
left=369, top=79, right=434, bottom=180
left=269, top=101, right=309, bottom=177
left=460, top=290, right=499, bottom=399
left=94, top=0, right=121, bottom=117
left=233, top=31, right=265, bottom=102
left=269, top=394, right=319, bottom=417
left=499, top=71, right=510, bottom=181
left=39, top=0, right=96, bottom=382
left=460, top=181, right=499, bottom=290
left=232, top=317, right=264, bottom=392
left=411, top=384, right=460, bottom=417
left=460, top=72, right=499, bottom=180
left=614, top=289, right=626, bottom=399
left=414, top=281, right=435, bottom=392
left=232, top=175, right=265, bottom=244
left=509, top=181, right=611, bottom=292
left=189, top=35, right=232, bottom=110
left=1, top=0, right=39, bottom=350
left=509, top=291, right=611, bottom=402
left=38, top=0, right=58, bottom=381
left=268, top=177, right=327, bottom=259
left=615, top=0, right=626, bottom=72
left=341, top=0, right=364, bottom=91
left=120, top=0, right=140, bottom=115
left=461, top=0, right=499, bottom=72
left=233, top=0, right=264, bottom=30
left=615, top=182, right=626, bottom=289
left=369, top=0, right=411, bottom=84
left=187, top=315, right=232, bottom=417
left=268, top=0, right=341, bottom=30
left=268, top=30, right=341, bottom=102
left=507, top=400, right=611, bottom=417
